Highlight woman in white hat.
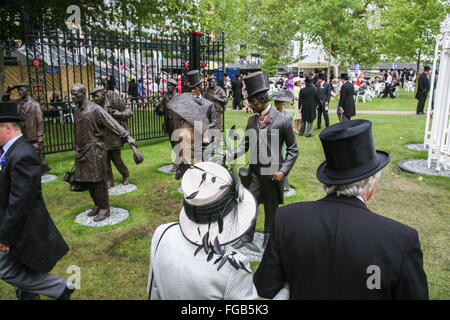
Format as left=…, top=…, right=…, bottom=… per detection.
left=292, top=77, right=302, bottom=134
left=147, top=162, right=261, bottom=300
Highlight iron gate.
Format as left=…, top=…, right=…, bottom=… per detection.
left=4, top=28, right=225, bottom=154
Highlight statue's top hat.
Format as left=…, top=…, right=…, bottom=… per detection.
left=243, top=71, right=270, bottom=99
left=0, top=101, right=25, bottom=122
left=167, top=78, right=178, bottom=87
left=186, top=70, right=202, bottom=88
left=316, top=120, right=390, bottom=185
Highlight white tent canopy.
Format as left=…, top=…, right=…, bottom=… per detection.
left=298, top=47, right=338, bottom=68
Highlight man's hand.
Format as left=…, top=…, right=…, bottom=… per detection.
left=127, top=135, right=137, bottom=148
left=0, top=243, right=10, bottom=253
left=272, top=171, right=285, bottom=181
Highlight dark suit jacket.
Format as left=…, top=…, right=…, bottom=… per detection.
left=0, top=136, right=69, bottom=273
left=416, top=73, right=430, bottom=99
left=317, top=81, right=332, bottom=106
left=338, top=81, right=356, bottom=117
left=233, top=105, right=298, bottom=204
left=299, top=84, right=318, bottom=122
left=254, top=195, right=429, bottom=300
left=201, top=96, right=217, bottom=129
left=231, top=79, right=243, bottom=99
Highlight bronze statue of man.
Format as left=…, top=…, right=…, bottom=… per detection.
left=155, top=78, right=179, bottom=147
left=70, top=83, right=137, bottom=222
left=2, top=83, right=51, bottom=174
left=90, top=86, right=132, bottom=188
left=204, top=75, right=228, bottom=131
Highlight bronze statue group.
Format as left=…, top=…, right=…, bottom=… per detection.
left=0, top=71, right=428, bottom=300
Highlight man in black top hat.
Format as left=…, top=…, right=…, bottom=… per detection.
left=254, top=120, right=428, bottom=299
left=316, top=73, right=331, bottom=129
left=416, top=66, right=431, bottom=115
left=186, top=70, right=216, bottom=130
left=0, top=101, right=75, bottom=300
left=233, top=71, right=298, bottom=248
left=298, top=76, right=318, bottom=137
left=338, top=73, right=356, bottom=121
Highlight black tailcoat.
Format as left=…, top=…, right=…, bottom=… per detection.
left=254, top=195, right=428, bottom=299
left=299, top=84, right=318, bottom=122
left=338, top=81, right=356, bottom=118
left=0, top=137, right=68, bottom=273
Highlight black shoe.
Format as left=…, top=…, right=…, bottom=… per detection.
left=306, top=134, right=313, bottom=138
left=58, top=286, right=75, bottom=300
left=298, top=133, right=304, bottom=136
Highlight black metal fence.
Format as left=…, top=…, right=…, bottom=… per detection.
left=11, top=28, right=225, bottom=154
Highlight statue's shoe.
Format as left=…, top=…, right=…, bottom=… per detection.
left=87, top=206, right=100, bottom=217
left=94, top=208, right=110, bottom=222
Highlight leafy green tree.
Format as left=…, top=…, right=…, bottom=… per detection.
left=379, top=0, right=449, bottom=91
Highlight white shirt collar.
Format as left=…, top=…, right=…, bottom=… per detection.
left=2, top=134, right=23, bottom=156
left=356, top=196, right=365, bottom=203
left=261, top=104, right=271, bottom=115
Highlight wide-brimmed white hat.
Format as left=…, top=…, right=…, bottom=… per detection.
left=293, top=77, right=301, bottom=85
left=179, top=162, right=257, bottom=247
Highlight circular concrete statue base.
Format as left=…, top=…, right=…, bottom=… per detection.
left=404, top=144, right=428, bottom=152
left=158, top=164, right=176, bottom=174
left=235, top=232, right=266, bottom=262
left=108, top=183, right=137, bottom=196
left=284, top=186, right=297, bottom=197
left=397, top=159, right=450, bottom=177
left=41, top=174, right=57, bottom=183
left=73, top=207, right=130, bottom=227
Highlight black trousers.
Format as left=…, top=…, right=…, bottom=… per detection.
left=299, top=120, right=313, bottom=136
left=232, top=96, right=243, bottom=109
left=382, top=84, right=395, bottom=98
left=416, top=94, right=428, bottom=114
left=317, top=104, right=329, bottom=128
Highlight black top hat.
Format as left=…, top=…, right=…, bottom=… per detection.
left=305, top=76, right=313, bottom=84
left=340, top=73, right=349, bottom=80
left=316, top=120, right=390, bottom=185
left=186, top=70, right=202, bottom=88
left=424, top=66, right=431, bottom=71
left=243, top=71, right=269, bottom=99
left=0, top=102, right=26, bottom=122
left=318, top=73, right=326, bottom=80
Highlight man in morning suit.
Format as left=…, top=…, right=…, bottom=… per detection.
left=316, top=73, right=331, bottom=129
left=187, top=70, right=217, bottom=130
left=0, top=101, right=75, bottom=300
left=254, top=120, right=428, bottom=299
left=233, top=71, right=298, bottom=249
left=338, top=73, right=356, bottom=121
left=416, top=66, right=431, bottom=115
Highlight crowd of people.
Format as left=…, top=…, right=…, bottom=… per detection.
left=0, top=66, right=430, bottom=301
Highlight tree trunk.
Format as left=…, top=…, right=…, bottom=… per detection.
left=0, top=47, right=4, bottom=97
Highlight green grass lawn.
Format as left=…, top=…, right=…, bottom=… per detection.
left=0, top=101, right=448, bottom=300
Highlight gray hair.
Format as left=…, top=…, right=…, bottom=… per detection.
left=323, top=171, right=381, bottom=197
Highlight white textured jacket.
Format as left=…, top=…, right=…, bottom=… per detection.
left=147, top=222, right=259, bottom=300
